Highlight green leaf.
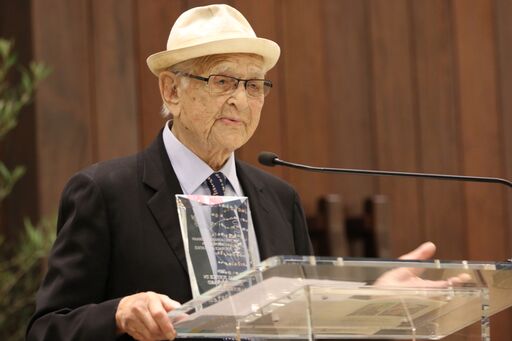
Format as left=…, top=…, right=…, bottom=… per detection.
left=30, top=62, right=52, bottom=82
left=0, top=163, right=26, bottom=201
left=0, top=38, right=53, bottom=339
left=0, top=39, right=12, bottom=58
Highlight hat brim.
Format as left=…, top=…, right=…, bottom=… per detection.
left=146, top=37, right=280, bottom=76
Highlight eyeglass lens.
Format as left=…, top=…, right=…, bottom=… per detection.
left=208, top=75, right=270, bottom=97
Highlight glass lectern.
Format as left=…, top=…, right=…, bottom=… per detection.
left=168, top=256, right=512, bottom=340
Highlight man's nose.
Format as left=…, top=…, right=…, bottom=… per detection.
left=229, top=81, right=250, bottom=107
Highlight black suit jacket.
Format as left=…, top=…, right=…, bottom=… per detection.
left=27, top=133, right=313, bottom=341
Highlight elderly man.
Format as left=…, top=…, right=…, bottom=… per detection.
left=27, top=4, right=439, bottom=341
left=27, top=5, right=312, bottom=341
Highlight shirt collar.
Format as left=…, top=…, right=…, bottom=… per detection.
left=162, top=122, right=242, bottom=195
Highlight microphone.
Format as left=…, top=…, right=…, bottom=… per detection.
left=258, top=151, right=512, bottom=188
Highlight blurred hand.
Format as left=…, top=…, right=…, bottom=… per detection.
left=115, top=291, right=181, bottom=341
left=374, top=242, right=471, bottom=287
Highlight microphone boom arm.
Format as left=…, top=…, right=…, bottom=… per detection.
left=272, top=157, right=512, bottom=188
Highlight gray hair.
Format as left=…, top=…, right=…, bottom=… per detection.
left=160, top=64, right=190, bottom=120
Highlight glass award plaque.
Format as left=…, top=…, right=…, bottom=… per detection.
left=168, top=256, right=512, bottom=340
left=176, top=195, right=259, bottom=298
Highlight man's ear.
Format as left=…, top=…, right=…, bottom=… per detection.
left=159, top=71, right=180, bottom=113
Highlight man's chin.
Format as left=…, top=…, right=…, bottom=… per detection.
left=212, top=130, right=249, bottom=148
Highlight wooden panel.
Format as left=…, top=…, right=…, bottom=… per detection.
left=0, top=0, right=39, bottom=237
left=32, top=0, right=95, bottom=216
left=279, top=0, right=331, bottom=214
left=135, top=0, right=186, bottom=147
left=495, top=0, right=512, bottom=254
left=233, top=0, right=286, bottom=180
left=452, top=0, right=508, bottom=261
left=91, top=0, right=139, bottom=160
left=368, top=0, right=424, bottom=255
left=322, top=0, right=376, bottom=217
left=186, top=0, right=231, bottom=7
left=493, top=0, right=512, bottom=338
left=411, top=0, right=466, bottom=259
left=455, top=1, right=511, bottom=335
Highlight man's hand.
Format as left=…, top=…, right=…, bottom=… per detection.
left=375, top=242, right=471, bottom=287
left=399, top=241, right=437, bottom=261
left=115, top=291, right=181, bottom=341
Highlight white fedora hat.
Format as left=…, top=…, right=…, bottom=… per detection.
left=146, top=4, right=281, bottom=76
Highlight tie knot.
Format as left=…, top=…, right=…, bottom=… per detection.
left=205, top=172, right=226, bottom=196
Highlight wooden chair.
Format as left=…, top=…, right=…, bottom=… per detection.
left=307, top=194, right=390, bottom=258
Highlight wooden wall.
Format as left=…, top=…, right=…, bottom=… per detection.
left=2, top=0, right=511, bottom=338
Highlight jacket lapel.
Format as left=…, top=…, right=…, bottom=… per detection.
left=140, top=135, right=285, bottom=273
left=236, top=161, right=275, bottom=260
left=141, top=134, right=188, bottom=274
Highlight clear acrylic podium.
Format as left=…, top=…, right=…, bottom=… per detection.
left=168, top=256, right=512, bottom=340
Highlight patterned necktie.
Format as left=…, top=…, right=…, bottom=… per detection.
left=205, top=172, right=226, bottom=196
left=204, top=172, right=248, bottom=282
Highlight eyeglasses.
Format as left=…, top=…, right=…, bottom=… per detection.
left=174, top=72, right=272, bottom=98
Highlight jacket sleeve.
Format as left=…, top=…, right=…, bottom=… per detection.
left=26, top=172, right=121, bottom=341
